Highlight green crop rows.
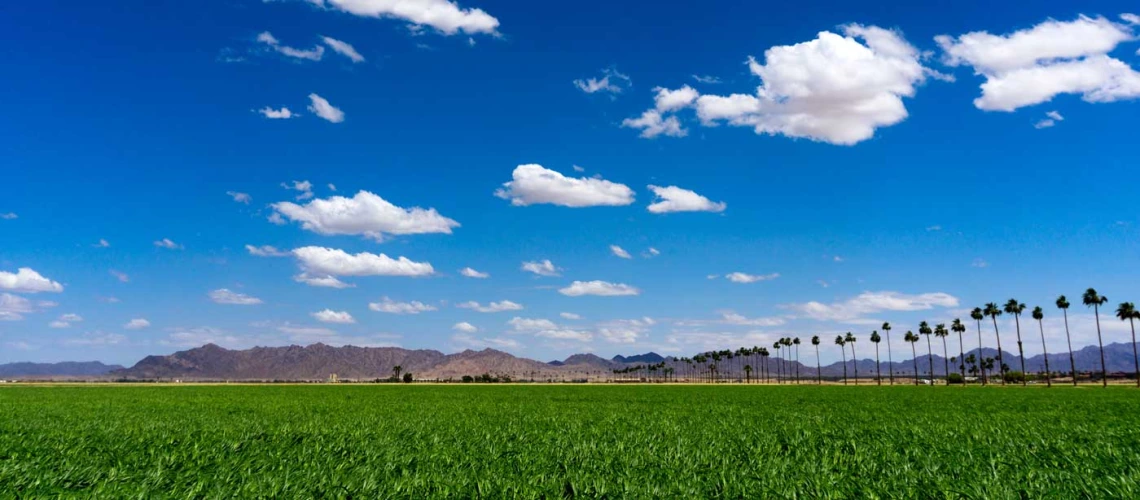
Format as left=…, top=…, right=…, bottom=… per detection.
left=1, top=385, right=1139, bottom=498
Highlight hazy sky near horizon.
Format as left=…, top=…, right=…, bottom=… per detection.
left=3, top=0, right=1140, bottom=366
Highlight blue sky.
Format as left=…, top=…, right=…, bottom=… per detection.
left=2, top=0, right=1139, bottom=366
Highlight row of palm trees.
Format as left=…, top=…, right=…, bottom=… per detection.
left=662, top=288, right=1139, bottom=387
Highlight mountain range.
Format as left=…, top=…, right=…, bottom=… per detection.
left=2, top=343, right=1137, bottom=381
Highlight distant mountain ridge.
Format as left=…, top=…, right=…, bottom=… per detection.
left=612, top=352, right=666, bottom=364
left=0, top=361, right=124, bottom=378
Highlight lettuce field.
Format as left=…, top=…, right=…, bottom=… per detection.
left=1, top=385, right=1139, bottom=497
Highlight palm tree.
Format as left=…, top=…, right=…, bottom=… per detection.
left=870, top=331, right=882, bottom=385
left=919, top=321, right=933, bottom=384
left=935, top=323, right=950, bottom=381
left=1116, top=302, right=1139, bottom=388
left=793, top=337, right=802, bottom=384
left=951, top=319, right=967, bottom=383
left=1083, top=288, right=1109, bottom=387
left=1031, top=306, right=1052, bottom=388
left=392, top=365, right=403, bottom=380
left=970, top=308, right=987, bottom=385
left=904, top=331, right=920, bottom=385
left=882, top=322, right=894, bottom=385
left=984, top=302, right=1006, bottom=385
left=1056, top=296, right=1077, bottom=386
left=743, top=364, right=752, bottom=383
left=835, top=335, right=848, bottom=385
left=772, top=342, right=782, bottom=383
left=1004, top=299, right=1028, bottom=386
left=811, top=336, right=821, bottom=384
left=845, top=332, right=858, bottom=385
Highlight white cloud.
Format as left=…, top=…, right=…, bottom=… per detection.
left=452, top=321, right=478, bottom=333
left=258, top=107, right=296, bottom=119
left=925, top=225, right=942, bottom=232
left=559, top=280, right=640, bottom=297
left=495, top=164, right=635, bottom=207
left=307, top=93, right=345, bottom=123
left=328, top=183, right=337, bottom=192
left=321, top=36, right=365, bottom=62
left=257, top=31, right=325, bottom=61
left=631, top=25, right=935, bottom=145
left=271, top=190, right=458, bottom=241
left=724, top=272, right=779, bottom=283
left=283, top=180, right=314, bottom=200
left=971, top=258, right=989, bottom=268
left=1046, top=110, right=1064, bottom=121
left=368, top=297, right=437, bottom=314
left=560, top=312, right=582, bottom=320
left=246, top=245, right=290, bottom=257
left=718, top=311, right=786, bottom=327
left=457, top=300, right=523, bottom=313
left=936, top=15, right=1140, bottom=111
left=597, top=317, right=655, bottom=343
left=94, top=239, right=111, bottom=248
left=109, top=270, right=129, bottom=283
left=573, top=67, right=631, bottom=94
left=452, top=333, right=521, bottom=350
left=0, top=293, right=34, bottom=321
left=208, top=289, right=264, bottom=305
left=508, top=317, right=592, bottom=341
left=292, top=246, right=434, bottom=278
left=653, top=85, right=699, bottom=112
left=63, top=333, right=126, bottom=347
left=124, top=318, right=151, bottom=330
left=1034, top=110, right=1065, bottom=129
left=49, top=320, right=71, bottom=329
left=521, top=259, right=560, bottom=277
left=692, top=74, right=722, bottom=84
left=0, top=268, right=64, bottom=293
left=310, top=0, right=500, bottom=36
left=227, top=191, right=252, bottom=204
left=459, top=267, right=490, bottom=278
left=507, top=317, right=557, bottom=331
left=644, top=247, right=660, bottom=258
left=786, top=290, right=960, bottom=323
left=610, top=245, right=632, bottom=259
left=154, top=238, right=182, bottom=249
left=647, top=185, right=726, bottom=214
left=621, top=109, right=687, bottom=138
left=0, top=213, right=16, bottom=220
left=60, top=313, right=81, bottom=323
left=293, top=273, right=355, bottom=289
left=312, top=309, right=357, bottom=323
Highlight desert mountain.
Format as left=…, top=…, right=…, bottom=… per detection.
left=0, top=361, right=124, bottom=378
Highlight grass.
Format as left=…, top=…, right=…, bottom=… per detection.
left=1, top=385, right=1139, bottom=498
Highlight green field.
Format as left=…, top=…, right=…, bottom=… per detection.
left=1, top=385, right=1139, bottom=497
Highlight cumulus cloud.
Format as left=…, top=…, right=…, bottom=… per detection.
left=258, top=107, right=296, bottom=119
left=495, top=164, right=635, bottom=207
left=718, top=311, right=786, bottom=327
left=321, top=36, right=365, bottom=62
left=293, top=247, right=434, bottom=280
left=560, top=312, right=582, bottom=320
left=452, top=321, right=478, bottom=333
left=457, top=300, right=523, bottom=313
left=936, top=15, right=1140, bottom=111
left=628, top=25, right=936, bottom=145
left=307, top=93, right=345, bottom=123
left=257, top=31, right=325, bottom=61
left=559, top=280, right=640, bottom=297
left=508, top=317, right=592, bottom=341
left=124, top=318, right=151, bottom=330
left=309, top=0, right=500, bottom=36
left=647, top=185, right=726, bottom=213
left=573, top=67, right=631, bottom=94
left=283, top=180, right=314, bottom=200
left=368, top=297, right=437, bottom=314
left=610, top=245, right=632, bottom=259
left=786, top=290, right=959, bottom=323
left=459, top=267, right=490, bottom=278
left=271, top=190, right=458, bottom=241
left=0, top=268, right=64, bottom=293
left=154, top=238, right=182, bottom=249
left=724, top=272, right=779, bottom=283
left=208, top=289, right=264, bottom=305
left=246, top=245, right=291, bottom=257
left=50, top=313, right=82, bottom=328
left=597, top=317, right=655, bottom=343
left=0, top=293, right=34, bottom=321
left=227, top=191, right=252, bottom=204
left=520, top=259, right=560, bottom=277
left=311, top=309, right=357, bottom=323
left=293, top=273, right=355, bottom=289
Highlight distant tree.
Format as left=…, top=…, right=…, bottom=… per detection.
left=870, top=331, right=882, bottom=385
left=1004, top=299, right=1028, bottom=386
left=811, top=336, right=821, bottom=385
left=882, top=322, right=894, bottom=385
left=835, top=335, right=848, bottom=385
left=1116, top=302, right=1139, bottom=388
left=1056, top=296, right=1077, bottom=386
left=970, top=308, right=988, bottom=385
left=984, top=302, right=1006, bottom=385
left=392, top=365, right=403, bottom=381
left=1083, top=288, right=1109, bottom=387
left=935, top=323, right=950, bottom=381
left=845, top=332, right=858, bottom=385
left=403, top=372, right=413, bottom=383
left=952, top=319, right=967, bottom=383
left=793, top=337, right=802, bottom=384
left=904, top=331, right=920, bottom=385
left=743, top=364, right=752, bottom=383
left=1032, top=306, right=1052, bottom=388
left=919, top=322, right=933, bottom=384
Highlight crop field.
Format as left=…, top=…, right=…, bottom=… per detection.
left=1, top=386, right=1139, bottom=497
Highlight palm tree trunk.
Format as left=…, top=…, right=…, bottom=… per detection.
left=815, top=346, right=821, bottom=385
left=941, top=336, right=949, bottom=382
left=976, top=320, right=987, bottom=385
left=795, top=345, right=801, bottom=385
left=1063, top=309, right=1076, bottom=386
left=1130, top=318, right=1139, bottom=388
left=957, top=330, right=966, bottom=385
left=925, top=335, right=933, bottom=386
left=1038, top=320, right=1051, bottom=388
left=875, top=343, right=881, bottom=386
left=1014, top=315, right=1027, bottom=387
left=840, top=349, right=847, bottom=385
left=886, top=331, right=894, bottom=385
left=992, top=317, right=1005, bottom=386
left=1095, top=305, right=1107, bottom=388
left=911, top=344, right=919, bottom=386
